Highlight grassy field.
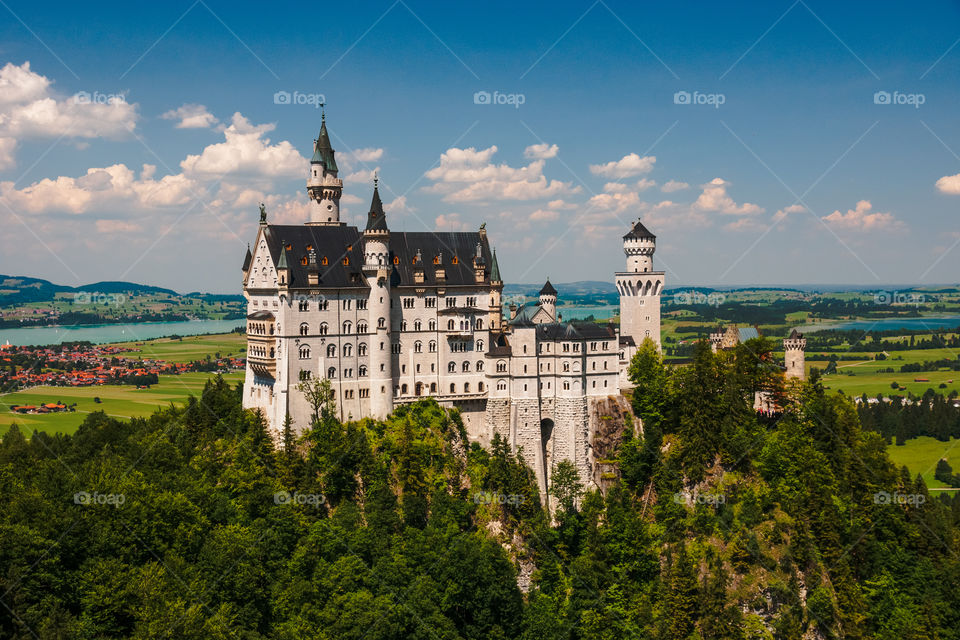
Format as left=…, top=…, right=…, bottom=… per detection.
left=110, top=332, right=247, bottom=362
left=887, top=436, right=960, bottom=489
left=0, top=371, right=244, bottom=436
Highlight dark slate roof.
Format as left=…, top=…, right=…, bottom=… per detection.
left=536, top=321, right=617, bottom=341
left=365, top=186, right=388, bottom=232
left=508, top=303, right=544, bottom=326
left=259, top=224, right=494, bottom=289
left=623, top=219, right=655, bottom=240
left=788, top=328, right=804, bottom=339
left=242, top=245, right=252, bottom=271
left=619, top=335, right=636, bottom=347
left=247, top=311, right=274, bottom=320
left=738, top=327, right=760, bottom=342
left=539, top=279, right=557, bottom=296
left=311, top=119, right=338, bottom=172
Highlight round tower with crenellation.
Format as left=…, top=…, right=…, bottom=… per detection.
left=363, top=179, right=393, bottom=418
left=784, top=329, right=806, bottom=380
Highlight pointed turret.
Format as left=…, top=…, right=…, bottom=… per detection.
left=306, top=109, right=343, bottom=225
left=490, top=249, right=502, bottom=284
left=276, top=242, right=290, bottom=288
left=364, top=180, right=389, bottom=233
left=312, top=112, right=338, bottom=172
left=241, top=244, right=252, bottom=272
left=276, top=245, right=289, bottom=270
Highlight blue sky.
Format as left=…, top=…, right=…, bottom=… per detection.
left=1, top=1, right=960, bottom=293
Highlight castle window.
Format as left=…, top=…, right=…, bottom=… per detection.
left=327, top=344, right=336, bottom=358
left=478, top=382, right=484, bottom=392
left=476, top=319, right=483, bottom=330
left=285, top=243, right=292, bottom=251
left=429, top=319, right=437, bottom=331
left=429, top=340, right=437, bottom=353
left=298, top=299, right=309, bottom=311
left=563, top=362, right=570, bottom=372
left=430, top=382, right=437, bottom=393
left=448, top=361, right=456, bottom=373
left=358, top=343, right=367, bottom=356
left=357, top=322, right=367, bottom=334
left=343, top=321, right=352, bottom=334
left=401, top=320, right=407, bottom=331
left=299, top=345, right=310, bottom=359
left=452, top=256, right=458, bottom=265
left=433, top=256, right=441, bottom=265
left=344, top=368, right=353, bottom=378
left=300, top=323, right=309, bottom=336
left=497, top=381, right=506, bottom=391
left=464, top=382, right=470, bottom=393
left=359, top=365, right=367, bottom=377
left=342, top=257, right=350, bottom=266
left=414, top=320, right=422, bottom=331
left=378, top=317, right=386, bottom=329
left=476, top=339, right=484, bottom=351
left=393, top=256, right=400, bottom=265
left=319, top=299, right=329, bottom=310
left=319, top=323, right=328, bottom=335
left=321, top=256, right=329, bottom=266
left=462, top=361, right=470, bottom=372
left=425, top=297, right=436, bottom=308
left=564, top=381, right=570, bottom=390
left=327, top=367, right=336, bottom=379
left=391, top=343, right=402, bottom=354
left=401, top=384, right=408, bottom=395
left=299, top=370, right=312, bottom=381
left=414, top=341, right=422, bottom=353
left=450, top=383, right=456, bottom=393
left=476, top=361, right=483, bottom=372
left=343, top=344, right=353, bottom=357
left=301, top=256, right=308, bottom=266
left=496, top=360, right=507, bottom=373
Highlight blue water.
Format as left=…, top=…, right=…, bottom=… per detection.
left=803, top=315, right=960, bottom=333
left=0, top=319, right=244, bottom=346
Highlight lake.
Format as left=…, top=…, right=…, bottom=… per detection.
left=802, top=315, right=960, bottom=333
left=0, top=319, right=244, bottom=346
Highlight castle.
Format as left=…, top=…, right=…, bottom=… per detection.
left=241, top=116, right=663, bottom=495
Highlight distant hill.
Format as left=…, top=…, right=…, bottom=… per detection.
left=76, top=281, right=178, bottom=296
left=504, top=280, right=618, bottom=297
left=0, top=274, right=214, bottom=306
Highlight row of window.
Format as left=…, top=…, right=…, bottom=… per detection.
left=248, top=322, right=273, bottom=336
left=296, top=317, right=484, bottom=336
left=538, top=341, right=611, bottom=354
left=295, top=296, right=492, bottom=312
left=298, top=339, right=485, bottom=358
left=396, top=381, right=485, bottom=396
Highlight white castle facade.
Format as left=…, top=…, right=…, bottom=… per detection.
left=241, top=117, right=663, bottom=493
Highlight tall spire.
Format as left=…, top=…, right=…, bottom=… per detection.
left=277, top=243, right=289, bottom=270
left=490, top=249, right=501, bottom=283
left=365, top=179, right=388, bottom=232
left=242, top=243, right=252, bottom=271
left=312, top=116, right=337, bottom=172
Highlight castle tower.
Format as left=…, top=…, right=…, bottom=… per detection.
left=539, top=279, right=557, bottom=321
left=616, top=220, right=663, bottom=349
left=363, top=179, right=393, bottom=418
left=306, top=111, right=344, bottom=225
left=784, top=329, right=806, bottom=380
left=489, top=248, right=503, bottom=331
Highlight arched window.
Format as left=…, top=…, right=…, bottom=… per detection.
left=563, top=381, right=570, bottom=390
left=319, top=322, right=328, bottom=335
left=476, top=361, right=483, bottom=372
left=298, top=300, right=308, bottom=311
left=299, top=323, right=309, bottom=336
left=327, top=367, right=336, bottom=379
left=448, top=361, right=456, bottom=373
left=414, top=341, right=422, bottom=353
left=414, top=319, right=422, bottom=331
left=299, top=345, right=310, bottom=359
left=428, top=319, right=437, bottom=331
left=449, top=383, right=456, bottom=393
left=343, top=344, right=353, bottom=357
left=401, top=383, right=408, bottom=395
left=343, top=321, right=352, bottom=334
left=358, top=343, right=367, bottom=356
left=447, top=319, right=455, bottom=330
left=563, top=362, right=570, bottom=372
left=357, top=322, right=367, bottom=334
left=497, top=381, right=506, bottom=391
left=464, top=382, right=470, bottom=393
left=476, top=319, right=483, bottom=330
left=478, top=382, right=484, bottom=392
left=430, top=382, right=437, bottom=393
left=378, top=317, right=386, bottom=329
left=476, top=339, right=484, bottom=351
left=496, top=360, right=507, bottom=373
left=401, top=320, right=407, bottom=331
left=359, top=365, right=367, bottom=377
left=462, top=361, right=470, bottom=372
left=429, top=341, right=437, bottom=353
left=327, top=344, right=336, bottom=358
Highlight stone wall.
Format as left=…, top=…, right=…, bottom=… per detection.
left=587, top=395, right=636, bottom=493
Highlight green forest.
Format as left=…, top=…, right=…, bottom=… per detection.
left=1, top=338, right=958, bottom=639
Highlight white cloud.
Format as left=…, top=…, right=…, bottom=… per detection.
left=589, top=153, right=656, bottom=179
left=936, top=173, right=960, bottom=194
left=161, top=103, right=218, bottom=129
left=772, top=204, right=806, bottom=224
left=693, top=178, right=764, bottom=215
left=424, top=145, right=580, bottom=202
left=635, top=178, right=656, bottom=191
left=350, top=147, right=384, bottom=163
left=524, top=143, right=558, bottom=160
left=724, top=217, right=767, bottom=233
left=435, top=213, right=470, bottom=231
left=547, top=199, right=576, bottom=210
left=385, top=195, right=413, bottom=213
left=661, top=180, right=689, bottom=193
left=587, top=190, right=642, bottom=214
left=821, top=200, right=905, bottom=232
left=180, top=113, right=304, bottom=178
left=530, top=208, right=559, bottom=222
left=344, top=166, right=380, bottom=186
left=0, top=61, right=139, bottom=169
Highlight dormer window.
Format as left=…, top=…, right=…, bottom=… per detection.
left=300, top=256, right=308, bottom=266
left=433, top=256, right=441, bottom=265
left=393, top=256, right=400, bottom=265
left=321, top=256, right=329, bottom=266
left=285, top=243, right=292, bottom=251
left=342, top=257, right=350, bottom=266
left=451, top=256, right=459, bottom=265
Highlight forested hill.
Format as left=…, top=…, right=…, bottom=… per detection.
left=1, top=340, right=959, bottom=638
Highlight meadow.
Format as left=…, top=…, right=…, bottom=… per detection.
left=886, top=436, right=960, bottom=489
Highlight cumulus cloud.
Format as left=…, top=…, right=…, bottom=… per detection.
left=424, top=145, right=580, bottom=202
left=821, top=200, right=905, bottom=232
left=161, top=103, right=218, bottom=129
left=0, top=61, right=139, bottom=169
left=530, top=208, right=559, bottom=222
left=180, top=113, right=304, bottom=178
left=724, top=217, right=767, bottom=233
left=589, top=153, right=656, bottom=179
left=385, top=195, right=413, bottom=213
left=693, top=178, right=764, bottom=215
left=524, top=143, right=558, bottom=160
left=349, top=147, right=384, bottom=163
left=435, top=212, right=470, bottom=231
left=772, top=203, right=806, bottom=224
left=936, top=173, right=960, bottom=194
left=661, top=180, right=689, bottom=193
